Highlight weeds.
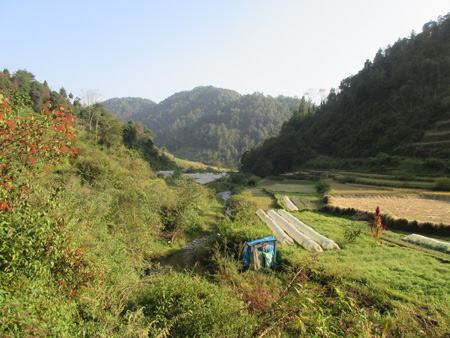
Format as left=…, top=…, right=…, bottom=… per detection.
left=344, top=227, right=362, bottom=242
left=370, top=206, right=386, bottom=243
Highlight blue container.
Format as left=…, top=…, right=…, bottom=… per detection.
left=243, top=236, right=277, bottom=270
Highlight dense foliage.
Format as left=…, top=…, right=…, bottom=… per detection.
left=241, top=13, right=450, bottom=176
left=104, top=86, right=301, bottom=167
left=0, top=88, right=215, bottom=335
left=101, top=97, right=157, bottom=121
left=0, top=69, right=71, bottom=113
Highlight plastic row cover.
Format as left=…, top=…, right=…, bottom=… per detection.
left=283, top=196, right=298, bottom=211
left=268, top=210, right=323, bottom=252
left=256, top=209, right=294, bottom=245
left=278, top=210, right=340, bottom=250
left=404, top=234, right=450, bottom=253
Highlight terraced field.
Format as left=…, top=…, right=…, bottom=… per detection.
left=413, top=119, right=450, bottom=157
left=328, top=194, right=450, bottom=225
left=248, top=188, right=278, bottom=210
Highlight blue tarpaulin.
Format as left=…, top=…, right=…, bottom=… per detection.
left=243, top=236, right=277, bottom=269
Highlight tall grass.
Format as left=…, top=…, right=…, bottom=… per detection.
left=286, top=211, right=450, bottom=337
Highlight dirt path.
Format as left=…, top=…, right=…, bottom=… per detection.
left=181, top=234, right=214, bottom=250
left=155, top=234, right=215, bottom=271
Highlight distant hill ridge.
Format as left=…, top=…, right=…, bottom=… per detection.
left=104, top=86, right=302, bottom=167
left=102, top=97, right=157, bottom=121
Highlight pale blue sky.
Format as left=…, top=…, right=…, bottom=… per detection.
left=2, top=0, right=449, bottom=103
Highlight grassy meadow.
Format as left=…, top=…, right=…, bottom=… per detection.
left=240, top=177, right=450, bottom=337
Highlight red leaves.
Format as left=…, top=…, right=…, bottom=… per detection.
left=5, top=120, right=15, bottom=130
left=371, top=206, right=386, bottom=244
left=0, top=201, right=11, bottom=212
left=1, top=97, right=79, bottom=212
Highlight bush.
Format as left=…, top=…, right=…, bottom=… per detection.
left=434, top=177, right=450, bottom=191
left=369, top=153, right=401, bottom=168
left=316, top=181, right=332, bottom=195
left=393, top=171, right=416, bottom=181
left=179, top=208, right=205, bottom=238
left=423, top=158, right=448, bottom=172
left=130, top=271, right=254, bottom=337
left=336, top=175, right=357, bottom=184
left=227, top=191, right=258, bottom=223
left=343, top=226, right=362, bottom=242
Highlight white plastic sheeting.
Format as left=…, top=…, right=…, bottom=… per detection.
left=283, top=196, right=298, bottom=211
left=278, top=210, right=340, bottom=250
left=267, top=210, right=323, bottom=252
left=404, top=234, right=450, bottom=253
left=256, top=209, right=294, bottom=246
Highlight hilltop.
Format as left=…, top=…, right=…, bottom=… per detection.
left=104, top=86, right=302, bottom=167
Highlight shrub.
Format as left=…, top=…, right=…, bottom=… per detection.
left=343, top=227, right=362, bottom=242
left=227, top=191, right=258, bottom=223
left=0, top=94, right=93, bottom=336
left=434, top=177, right=450, bottom=191
left=336, top=175, right=357, bottom=184
left=179, top=208, right=205, bottom=238
left=316, top=181, right=332, bottom=195
left=130, top=271, right=254, bottom=337
left=423, top=158, right=448, bottom=172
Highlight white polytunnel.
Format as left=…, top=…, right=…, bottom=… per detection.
left=256, top=209, right=294, bottom=246
left=267, top=210, right=323, bottom=252
left=277, top=209, right=340, bottom=250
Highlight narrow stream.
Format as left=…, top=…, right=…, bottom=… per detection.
left=218, top=190, right=231, bottom=216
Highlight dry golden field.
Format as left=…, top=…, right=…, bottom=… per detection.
left=328, top=195, right=450, bottom=225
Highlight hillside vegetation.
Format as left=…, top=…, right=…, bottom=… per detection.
left=2, top=13, right=450, bottom=337
left=241, top=13, right=450, bottom=176
left=2, top=72, right=450, bottom=337
left=104, top=86, right=302, bottom=167
left=102, top=97, right=157, bottom=121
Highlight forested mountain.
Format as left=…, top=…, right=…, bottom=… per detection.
left=241, top=13, right=450, bottom=176
left=104, top=86, right=301, bottom=167
left=102, top=97, right=157, bottom=121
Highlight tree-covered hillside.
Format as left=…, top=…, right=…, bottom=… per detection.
left=104, top=86, right=301, bottom=167
left=102, top=97, right=157, bottom=121
left=0, top=69, right=73, bottom=112
left=241, top=13, right=450, bottom=176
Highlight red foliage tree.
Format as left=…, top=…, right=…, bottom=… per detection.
left=0, top=95, right=79, bottom=212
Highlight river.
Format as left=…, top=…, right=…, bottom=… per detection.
left=156, top=171, right=228, bottom=184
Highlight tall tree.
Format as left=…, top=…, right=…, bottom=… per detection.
left=81, top=89, right=101, bottom=131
